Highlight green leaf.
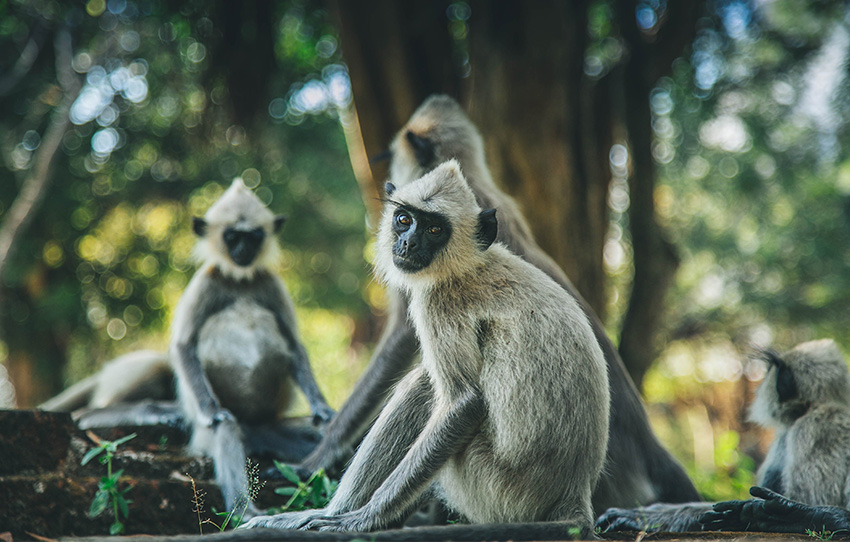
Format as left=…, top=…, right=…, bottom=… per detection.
left=81, top=447, right=103, bottom=466
left=100, top=476, right=116, bottom=490
left=117, top=495, right=130, bottom=518
left=274, top=486, right=298, bottom=496
left=88, top=490, right=109, bottom=517
left=273, top=460, right=301, bottom=484
left=112, top=469, right=125, bottom=480
left=111, top=433, right=138, bottom=447
left=110, top=521, right=125, bottom=535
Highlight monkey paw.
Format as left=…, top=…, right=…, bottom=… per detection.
left=239, top=509, right=326, bottom=530
left=311, top=403, right=335, bottom=427
left=304, top=509, right=374, bottom=532
left=699, top=486, right=850, bottom=534
left=595, top=507, right=654, bottom=533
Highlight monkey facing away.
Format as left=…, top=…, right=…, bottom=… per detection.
left=52, top=180, right=334, bottom=513
left=296, top=94, right=699, bottom=514
left=597, top=339, right=850, bottom=534
left=243, top=160, right=610, bottom=535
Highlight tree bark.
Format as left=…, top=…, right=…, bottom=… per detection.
left=466, top=0, right=610, bottom=317
left=332, top=0, right=463, bottom=224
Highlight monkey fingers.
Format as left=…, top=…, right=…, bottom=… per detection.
left=595, top=507, right=653, bottom=533
left=304, top=509, right=375, bottom=532
left=239, top=508, right=326, bottom=530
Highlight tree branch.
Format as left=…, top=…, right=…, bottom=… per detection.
left=0, top=27, right=81, bottom=280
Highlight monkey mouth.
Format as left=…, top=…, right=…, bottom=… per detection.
left=392, top=255, right=427, bottom=273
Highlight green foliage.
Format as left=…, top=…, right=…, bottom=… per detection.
left=81, top=432, right=137, bottom=535
left=270, top=461, right=337, bottom=512
left=0, top=0, right=371, bottom=404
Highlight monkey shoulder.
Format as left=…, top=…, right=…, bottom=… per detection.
left=788, top=404, right=850, bottom=455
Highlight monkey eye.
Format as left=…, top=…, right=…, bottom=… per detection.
left=396, top=213, right=412, bottom=227
left=427, top=225, right=442, bottom=235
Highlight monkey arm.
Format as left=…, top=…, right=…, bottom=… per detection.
left=296, top=296, right=419, bottom=476
left=289, top=338, right=335, bottom=426
left=241, top=367, right=434, bottom=531
left=700, top=487, right=850, bottom=534
left=305, top=386, right=486, bottom=532
left=172, top=339, right=228, bottom=427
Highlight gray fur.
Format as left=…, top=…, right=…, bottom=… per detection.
left=297, top=94, right=698, bottom=512
left=167, top=179, right=333, bottom=513
left=39, top=350, right=172, bottom=412
left=751, top=339, right=850, bottom=507
left=243, top=161, right=610, bottom=533
left=596, top=339, right=850, bottom=533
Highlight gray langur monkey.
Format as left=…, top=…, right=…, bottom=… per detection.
left=243, top=160, right=610, bottom=535
left=295, top=94, right=699, bottom=513
left=52, top=180, right=334, bottom=514
left=597, top=339, right=850, bottom=534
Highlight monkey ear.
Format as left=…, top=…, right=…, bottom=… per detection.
left=775, top=361, right=797, bottom=403
left=405, top=130, right=435, bottom=168
left=273, top=215, right=287, bottom=232
left=192, top=217, right=207, bottom=237
left=476, top=209, right=498, bottom=250
left=385, top=182, right=396, bottom=196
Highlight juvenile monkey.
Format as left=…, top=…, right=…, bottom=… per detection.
left=52, top=180, right=334, bottom=513
left=243, top=161, right=610, bottom=534
left=598, top=339, right=850, bottom=534
left=297, top=94, right=698, bottom=513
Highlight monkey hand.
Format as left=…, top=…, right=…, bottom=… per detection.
left=303, top=508, right=375, bottom=532
left=239, top=508, right=328, bottom=530
left=595, top=507, right=661, bottom=533
left=197, top=408, right=235, bottom=429
left=699, top=486, right=850, bottom=534
left=311, top=403, right=335, bottom=427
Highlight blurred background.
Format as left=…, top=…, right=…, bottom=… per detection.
left=1, top=0, right=848, bottom=501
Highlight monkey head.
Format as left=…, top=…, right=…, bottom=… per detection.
left=387, top=95, right=488, bottom=189
left=376, top=160, right=497, bottom=290
left=749, top=339, right=850, bottom=428
left=192, top=178, right=286, bottom=280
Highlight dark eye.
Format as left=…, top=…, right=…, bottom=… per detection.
left=396, top=214, right=412, bottom=226
left=427, top=225, right=442, bottom=235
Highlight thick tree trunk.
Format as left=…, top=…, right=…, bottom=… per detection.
left=332, top=0, right=463, bottom=223
left=466, top=0, right=610, bottom=317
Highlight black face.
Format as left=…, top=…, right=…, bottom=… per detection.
left=391, top=206, right=452, bottom=273
left=223, top=227, right=266, bottom=267
left=764, top=350, right=798, bottom=404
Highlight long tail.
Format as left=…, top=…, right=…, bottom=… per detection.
left=198, top=416, right=259, bottom=518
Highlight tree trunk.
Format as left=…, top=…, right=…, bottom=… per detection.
left=332, top=0, right=464, bottom=224
left=616, top=0, right=702, bottom=388
left=466, top=0, right=610, bottom=317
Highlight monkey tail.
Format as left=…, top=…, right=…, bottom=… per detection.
left=194, top=416, right=259, bottom=517
left=38, top=375, right=98, bottom=411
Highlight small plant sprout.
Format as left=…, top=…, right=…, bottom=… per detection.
left=806, top=527, right=846, bottom=541
left=189, top=459, right=265, bottom=532
left=81, top=431, right=137, bottom=535
left=270, top=461, right=337, bottom=512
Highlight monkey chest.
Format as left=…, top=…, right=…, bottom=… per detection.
left=197, top=300, right=294, bottom=418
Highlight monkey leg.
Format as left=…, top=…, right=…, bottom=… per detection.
left=700, top=486, right=850, bottom=534
left=74, top=400, right=186, bottom=430
left=244, top=419, right=322, bottom=463
left=294, top=299, right=418, bottom=478
left=241, top=367, right=434, bottom=530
